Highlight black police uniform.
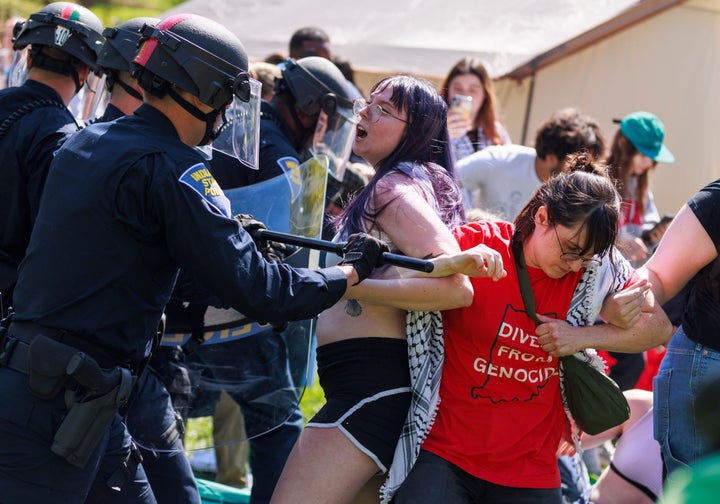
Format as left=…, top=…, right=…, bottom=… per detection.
left=94, top=102, right=124, bottom=123
left=0, top=80, right=80, bottom=316
left=257, top=101, right=304, bottom=179
left=84, top=100, right=202, bottom=504
left=162, top=99, right=313, bottom=504
left=0, top=103, right=347, bottom=502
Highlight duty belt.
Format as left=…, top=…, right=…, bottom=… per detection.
left=0, top=321, right=139, bottom=374
left=0, top=321, right=136, bottom=467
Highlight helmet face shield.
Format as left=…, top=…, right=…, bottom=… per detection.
left=68, top=71, right=107, bottom=122
left=212, top=78, right=261, bottom=169
left=135, top=21, right=250, bottom=111
left=310, top=103, right=357, bottom=180
left=7, top=47, right=29, bottom=87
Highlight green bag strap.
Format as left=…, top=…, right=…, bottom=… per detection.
left=513, top=236, right=575, bottom=368
left=512, top=236, right=542, bottom=326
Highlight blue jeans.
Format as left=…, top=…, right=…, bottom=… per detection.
left=247, top=409, right=303, bottom=504
left=395, top=450, right=563, bottom=504
left=654, top=325, right=720, bottom=476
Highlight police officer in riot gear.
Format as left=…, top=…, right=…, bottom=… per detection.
left=0, top=1, right=104, bottom=320
left=0, top=13, right=387, bottom=503
left=86, top=16, right=201, bottom=504
left=210, top=55, right=357, bottom=188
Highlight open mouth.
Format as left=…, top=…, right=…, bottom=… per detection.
left=356, top=124, right=368, bottom=139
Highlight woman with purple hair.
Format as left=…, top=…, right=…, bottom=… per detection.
left=271, top=75, right=506, bottom=503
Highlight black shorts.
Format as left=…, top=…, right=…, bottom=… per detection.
left=307, top=337, right=411, bottom=473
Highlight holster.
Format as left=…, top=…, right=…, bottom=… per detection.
left=26, top=335, right=76, bottom=399
left=0, top=314, right=9, bottom=353
left=1, top=324, right=139, bottom=467
left=51, top=349, right=134, bottom=467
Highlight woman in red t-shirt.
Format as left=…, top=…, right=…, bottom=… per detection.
left=392, top=156, right=672, bottom=504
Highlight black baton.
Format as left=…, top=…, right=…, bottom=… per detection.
left=253, top=229, right=434, bottom=273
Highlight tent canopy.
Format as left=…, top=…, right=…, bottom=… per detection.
left=166, top=0, right=646, bottom=77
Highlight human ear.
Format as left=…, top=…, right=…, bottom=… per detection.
left=534, top=205, right=550, bottom=227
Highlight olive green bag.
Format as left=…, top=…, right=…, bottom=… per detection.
left=513, top=240, right=630, bottom=435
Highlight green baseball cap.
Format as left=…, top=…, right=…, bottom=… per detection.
left=617, top=111, right=675, bottom=163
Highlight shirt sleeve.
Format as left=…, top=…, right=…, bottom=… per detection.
left=123, top=153, right=348, bottom=323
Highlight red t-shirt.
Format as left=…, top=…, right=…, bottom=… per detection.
left=422, top=221, right=584, bottom=488
left=619, top=199, right=644, bottom=229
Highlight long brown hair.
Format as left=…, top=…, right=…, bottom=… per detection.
left=606, top=130, right=655, bottom=211
left=441, top=57, right=504, bottom=145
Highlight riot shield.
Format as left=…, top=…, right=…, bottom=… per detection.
left=138, top=156, right=329, bottom=454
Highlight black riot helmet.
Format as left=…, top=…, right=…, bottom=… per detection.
left=12, top=2, right=104, bottom=72
left=277, top=56, right=353, bottom=118
left=97, top=17, right=159, bottom=75
left=133, top=13, right=251, bottom=111
left=96, top=17, right=159, bottom=101
left=133, top=14, right=261, bottom=153
left=276, top=56, right=357, bottom=180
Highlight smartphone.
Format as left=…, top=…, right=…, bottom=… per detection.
left=450, top=95, right=473, bottom=123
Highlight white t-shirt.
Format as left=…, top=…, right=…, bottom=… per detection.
left=456, top=144, right=541, bottom=221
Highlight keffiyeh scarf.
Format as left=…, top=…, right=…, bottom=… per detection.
left=380, top=310, right=444, bottom=503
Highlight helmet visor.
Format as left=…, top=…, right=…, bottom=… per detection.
left=7, top=47, right=29, bottom=87
left=310, top=104, right=357, bottom=180
left=68, top=72, right=107, bottom=123
left=212, top=78, right=261, bottom=169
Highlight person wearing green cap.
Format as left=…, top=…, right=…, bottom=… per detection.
left=607, top=111, right=675, bottom=267
left=601, top=111, right=676, bottom=394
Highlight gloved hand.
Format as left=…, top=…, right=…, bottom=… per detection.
left=234, top=213, right=266, bottom=239
left=234, top=213, right=291, bottom=263
left=339, top=233, right=389, bottom=284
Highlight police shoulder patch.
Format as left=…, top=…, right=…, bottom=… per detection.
left=276, top=156, right=300, bottom=177
left=179, top=163, right=231, bottom=217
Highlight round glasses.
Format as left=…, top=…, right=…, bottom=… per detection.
left=553, top=224, right=600, bottom=267
left=352, top=97, right=408, bottom=124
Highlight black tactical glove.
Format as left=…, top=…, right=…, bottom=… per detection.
left=235, top=213, right=267, bottom=240
left=339, top=233, right=389, bottom=284
left=234, top=213, right=290, bottom=263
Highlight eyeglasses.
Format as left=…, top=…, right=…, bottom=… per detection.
left=553, top=224, right=600, bottom=267
left=352, top=97, right=409, bottom=124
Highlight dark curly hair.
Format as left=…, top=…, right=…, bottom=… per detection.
left=514, top=153, right=620, bottom=260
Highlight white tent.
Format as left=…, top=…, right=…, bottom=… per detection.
left=168, top=0, right=720, bottom=215
left=166, top=0, right=642, bottom=77
left=496, top=0, right=720, bottom=215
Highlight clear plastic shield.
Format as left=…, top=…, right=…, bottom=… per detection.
left=310, top=106, right=356, bottom=181
left=67, top=72, right=107, bottom=123
left=212, top=78, right=262, bottom=170
left=7, top=47, right=28, bottom=88
left=145, top=156, right=329, bottom=454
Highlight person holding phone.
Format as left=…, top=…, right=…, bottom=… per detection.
left=441, top=57, right=511, bottom=163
